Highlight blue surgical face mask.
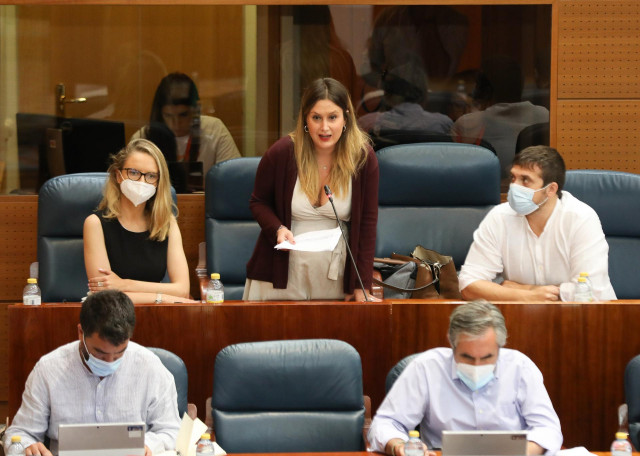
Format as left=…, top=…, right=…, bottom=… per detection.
left=82, top=335, right=124, bottom=377
left=507, top=183, right=550, bottom=216
left=456, top=362, right=496, bottom=391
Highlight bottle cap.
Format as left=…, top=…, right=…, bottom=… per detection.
left=408, top=430, right=420, bottom=438
left=616, top=432, right=628, bottom=440
left=578, top=277, right=586, bottom=283
left=11, top=435, right=22, bottom=442
left=27, top=278, right=37, bottom=284
left=211, top=273, right=220, bottom=280
left=201, top=433, right=211, bottom=440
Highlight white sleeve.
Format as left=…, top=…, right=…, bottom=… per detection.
left=517, top=359, right=563, bottom=454
left=566, top=211, right=617, bottom=300
left=368, top=360, right=429, bottom=452
left=458, top=209, right=505, bottom=291
left=2, top=364, right=50, bottom=453
left=143, top=364, right=181, bottom=454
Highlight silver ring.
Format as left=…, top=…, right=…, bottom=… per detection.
left=98, top=281, right=103, bottom=287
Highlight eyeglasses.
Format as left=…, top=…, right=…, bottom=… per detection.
left=122, top=168, right=159, bottom=184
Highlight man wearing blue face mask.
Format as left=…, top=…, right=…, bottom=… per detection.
left=458, top=145, right=616, bottom=301
left=368, top=301, right=562, bottom=456
left=3, top=290, right=180, bottom=456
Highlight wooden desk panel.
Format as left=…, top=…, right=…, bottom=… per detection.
left=9, top=301, right=640, bottom=451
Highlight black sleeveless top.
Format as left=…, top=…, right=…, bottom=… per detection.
left=98, top=212, right=168, bottom=282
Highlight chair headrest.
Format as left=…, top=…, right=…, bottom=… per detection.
left=565, top=170, right=640, bottom=236
left=377, top=143, right=500, bottom=206
left=38, top=173, right=107, bottom=237
left=205, top=157, right=261, bottom=220
left=213, top=339, right=363, bottom=410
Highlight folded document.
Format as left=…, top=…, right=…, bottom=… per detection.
left=274, top=226, right=341, bottom=252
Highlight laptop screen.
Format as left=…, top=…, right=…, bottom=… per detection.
left=58, top=422, right=145, bottom=456
left=442, top=430, right=528, bottom=456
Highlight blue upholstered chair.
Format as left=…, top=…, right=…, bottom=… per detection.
left=38, top=173, right=176, bottom=303
left=147, top=347, right=196, bottom=419
left=385, top=353, right=420, bottom=393
left=211, top=339, right=365, bottom=453
left=564, top=170, right=640, bottom=299
left=38, top=173, right=107, bottom=302
left=376, top=142, right=501, bottom=269
left=204, top=157, right=261, bottom=299
left=625, top=355, right=640, bottom=449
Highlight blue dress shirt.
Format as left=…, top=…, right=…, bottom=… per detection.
left=368, top=347, right=563, bottom=455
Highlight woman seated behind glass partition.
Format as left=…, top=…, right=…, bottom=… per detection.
left=132, top=72, right=240, bottom=175
left=244, top=77, right=380, bottom=302
left=83, top=139, right=196, bottom=304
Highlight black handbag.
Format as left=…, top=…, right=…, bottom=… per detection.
left=373, top=246, right=462, bottom=299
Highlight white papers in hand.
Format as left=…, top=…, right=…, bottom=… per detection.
left=274, top=226, right=342, bottom=252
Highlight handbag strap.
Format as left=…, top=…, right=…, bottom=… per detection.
left=372, top=268, right=440, bottom=293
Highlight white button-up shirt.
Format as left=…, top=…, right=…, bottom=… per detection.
left=458, top=191, right=617, bottom=300
left=3, top=341, right=180, bottom=455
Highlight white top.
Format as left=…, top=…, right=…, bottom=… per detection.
left=368, top=348, right=563, bottom=454
left=243, top=178, right=352, bottom=300
left=3, top=341, right=180, bottom=456
left=458, top=191, right=617, bottom=300
left=132, top=115, right=240, bottom=175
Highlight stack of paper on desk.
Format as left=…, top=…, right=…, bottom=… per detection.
left=162, top=414, right=226, bottom=456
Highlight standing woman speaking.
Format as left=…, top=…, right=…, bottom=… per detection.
left=244, top=78, right=379, bottom=302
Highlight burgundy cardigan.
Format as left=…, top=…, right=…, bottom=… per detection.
left=246, top=136, right=379, bottom=294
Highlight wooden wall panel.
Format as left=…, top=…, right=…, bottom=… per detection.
left=175, top=194, right=206, bottom=300
left=0, top=303, right=8, bottom=400
left=0, top=196, right=38, bottom=301
left=557, top=101, right=640, bottom=171
left=9, top=301, right=640, bottom=450
left=558, top=0, right=640, bottom=99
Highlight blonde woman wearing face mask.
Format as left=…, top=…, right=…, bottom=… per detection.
left=83, top=139, right=195, bottom=304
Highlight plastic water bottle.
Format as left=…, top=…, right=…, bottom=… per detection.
left=23, top=278, right=41, bottom=306
left=574, top=277, right=593, bottom=302
left=404, top=430, right=423, bottom=456
left=7, top=435, right=26, bottom=455
left=611, top=432, right=632, bottom=456
left=579, top=272, right=593, bottom=290
left=196, top=433, right=215, bottom=455
left=206, top=273, right=224, bottom=304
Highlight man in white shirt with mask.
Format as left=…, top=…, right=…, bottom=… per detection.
left=3, top=290, right=180, bottom=456
left=368, top=301, right=563, bottom=456
left=458, top=145, right=616, bottom=301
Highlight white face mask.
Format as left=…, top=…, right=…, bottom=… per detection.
left=456, top=362, right=496, bottom=391
left=119, top=173, right=156, bottom=207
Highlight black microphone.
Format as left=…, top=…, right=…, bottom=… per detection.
left=324, top=185, right=369, bottom=302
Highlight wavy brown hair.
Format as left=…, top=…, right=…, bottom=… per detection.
left=290, top=77, right=370, bottom=200
left=98, top=139, right=175, bottom=241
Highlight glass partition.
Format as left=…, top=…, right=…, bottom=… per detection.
left=0, top=4, right=551, bottom=194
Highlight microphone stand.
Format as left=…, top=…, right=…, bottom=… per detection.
left=324, top=185, right=369, bottom=302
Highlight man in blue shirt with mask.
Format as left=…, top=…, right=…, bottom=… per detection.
left=3, top=290, right=180, bottom=456
left=368, top=301, right=563, bottom=456
left=458, top=145, right=616, bottom=302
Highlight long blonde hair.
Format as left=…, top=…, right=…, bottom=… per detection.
left=291, top=77, right=370, bottom=200
left=98, top=138, right=176, bottom=241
